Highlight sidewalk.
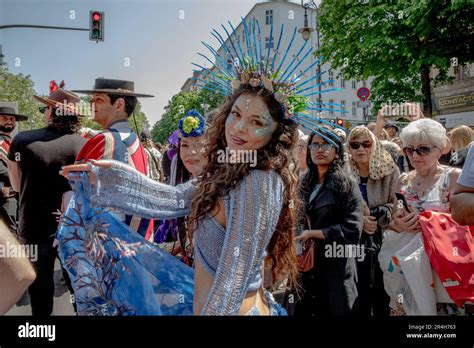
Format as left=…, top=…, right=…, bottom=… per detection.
left=5, top=258, right=76, bottom=316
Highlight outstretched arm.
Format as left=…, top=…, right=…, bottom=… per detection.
left=201, top=170, right=284, bottom=315
left=63, top=160, right=196, bottom=220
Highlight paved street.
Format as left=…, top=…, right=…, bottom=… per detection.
left=5, top=259, right=75, bottom=316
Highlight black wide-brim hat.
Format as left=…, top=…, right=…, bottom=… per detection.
left=0, top=106, right=29, bottom=121
left=73, top=78, right=154, bottom=98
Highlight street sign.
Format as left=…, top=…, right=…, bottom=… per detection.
left=357, top=87, right=371, bottom=101
left=357, top=100, right=372, bottom=108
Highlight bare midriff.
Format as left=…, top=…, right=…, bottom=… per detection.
left=193, top=199, right=269, bottom=315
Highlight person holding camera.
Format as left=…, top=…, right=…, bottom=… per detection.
left=346, top=126, right=400, bottom=317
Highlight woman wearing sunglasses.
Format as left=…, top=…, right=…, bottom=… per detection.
left=346, top=126, right=400, bottom=317
left=293, top=128, right=363, bottom=317
left=391, top=118, right=464, bottom=316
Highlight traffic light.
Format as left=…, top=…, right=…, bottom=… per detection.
left=89, top=11, right=104, bottom=42
left=336, top=118, right=344, bottom=126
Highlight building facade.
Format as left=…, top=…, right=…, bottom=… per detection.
left=182, top=0, right=371, bottom=127
left=433, top=64, right=474, bottom=129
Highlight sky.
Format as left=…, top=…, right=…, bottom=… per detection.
left=0, top=0, right=276, bottom=126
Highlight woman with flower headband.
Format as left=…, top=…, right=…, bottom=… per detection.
left=155, top=110, right=208, bottom=266
left=58, top=19, right=347, bottom=315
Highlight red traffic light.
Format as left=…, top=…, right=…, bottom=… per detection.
left=89, top=10, right=104, bottom=41
left=337, top=119, right=344, bottom=126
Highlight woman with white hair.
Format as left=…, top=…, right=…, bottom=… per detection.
left=390, top=118, right=465, bottom=315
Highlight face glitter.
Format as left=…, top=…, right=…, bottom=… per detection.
left=245, top=98, right=252, bottom=111
left=255, top=128, right=273, bottom=137
left=259, top=111, right=273, bottom=124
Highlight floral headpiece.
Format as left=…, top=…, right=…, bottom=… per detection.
left=191, top=18, right=347, bottom=147
left=178, top=109, right=206, bottom=138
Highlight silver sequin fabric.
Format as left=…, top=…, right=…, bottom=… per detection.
left=89, top=160, right=285, bottom=315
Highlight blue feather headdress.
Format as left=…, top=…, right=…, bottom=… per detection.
left=192, top=18, right=348, bottom=147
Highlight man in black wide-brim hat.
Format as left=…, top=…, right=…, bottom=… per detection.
left=0, top=106, right=28, bottom=237
left=71, top=78, right=156, bottom=241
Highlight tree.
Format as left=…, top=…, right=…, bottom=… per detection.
left=317, top=0, right=474, bottom=116
left=128, top=101, right=150, bottom=135
left=0, top=66, right=44, bottom=130
left=151, top=87, right=225, bottom=144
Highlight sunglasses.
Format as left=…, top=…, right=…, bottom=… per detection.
left=403, top=145, right=438, bottom=157
left=38, top=106, right=48, bottom=113
left=349, top=141, right=372, bottom=150
left=308, top=143, right=334, bottom=151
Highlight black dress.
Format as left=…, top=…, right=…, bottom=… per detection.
left=293, top=179, right=363, bottom=317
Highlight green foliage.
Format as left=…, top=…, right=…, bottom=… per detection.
left=0, top=66, right=44, bottom=130
left=287, top=94, right=309, bottom=114
left=151, top=87, right=225, bottom=144
left=128, top=101, right=150, bottom=135
left=317, top=0, right=474, bottom=115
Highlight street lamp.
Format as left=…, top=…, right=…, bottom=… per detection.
left=298, top=1, right=323, bottom=115
left=298, top=3, right=314, bottom=41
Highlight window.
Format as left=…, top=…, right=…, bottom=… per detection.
left=226, top=59, right=232, bottom=71
left=362, top=80, right=367, bottom=87
left=341, top=100, right=346, bottom=113
left=340, top=77, right=345, bottom=88
left=265, top=36, right=274, bottom=49
left=352, top=80, right=357, bottom=89
left=265, top=10, right=273, bottom=25
left=329, top=70, right=334, bottom=87
left=329, top=99, right=334, bottom=116
left=352, top=101, right=357, bottom=116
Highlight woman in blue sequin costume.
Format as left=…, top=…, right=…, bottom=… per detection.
left=60, top=85, right=301, bottom=315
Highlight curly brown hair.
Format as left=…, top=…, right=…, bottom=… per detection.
left=188, top=86, right=301, bottom=291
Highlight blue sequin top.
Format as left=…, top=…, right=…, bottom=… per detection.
left=89, top=160, right=284, bottom=315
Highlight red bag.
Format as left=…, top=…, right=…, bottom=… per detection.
left=297, top=214, right=315, bottom=273
left=419, top=211, right=474, bottom=307
left=297, top=239, right=315, bottom=273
